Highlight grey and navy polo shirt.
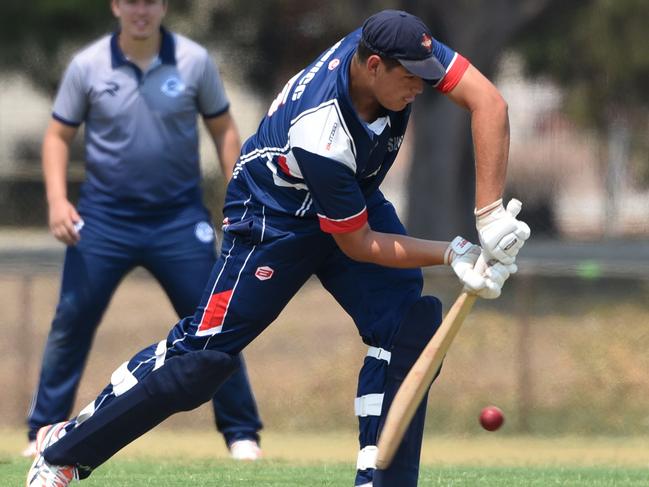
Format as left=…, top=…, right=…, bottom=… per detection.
left=53, top=28, right=230, bottom=211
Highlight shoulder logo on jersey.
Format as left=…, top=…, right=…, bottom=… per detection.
left=255, top=266, right=274, bottom=281
left=102, top=82, right=120, bottom=97
left=328, top=58, right=340, bottom=71
left=161, top=76, right=186, bottom=97
left=421, top=33, right=433, bottom=53
left=195, top=221, right=215, bottom=243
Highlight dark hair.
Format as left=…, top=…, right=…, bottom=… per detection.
left=355, top=39, right=401, bottom=70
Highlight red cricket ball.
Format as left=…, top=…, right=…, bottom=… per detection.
left=479, top=406, right=504, bottom=431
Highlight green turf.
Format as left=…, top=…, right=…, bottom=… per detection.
left=6, top=458, right=649, bottom=486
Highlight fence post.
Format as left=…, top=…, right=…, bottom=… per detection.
left=19, top=273, right=35, bottom=417
left=515, top=275, right=533, bottom=433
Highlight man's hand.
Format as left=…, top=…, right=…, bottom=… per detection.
left=48, top=198, right=83, bottom=245
left=445, top=236, right=516, bottom=299
left=475, top=198, right=530, bottom=265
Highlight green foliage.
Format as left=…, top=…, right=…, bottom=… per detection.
left=513, top=0, right=649, bottom=128
left=203, top=1, right=387, bottom=97
left=0, top=0, right=190, bottom=93
left=0, top=2, right=111, bottom=92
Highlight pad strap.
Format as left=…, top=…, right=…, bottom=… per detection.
left=444, top=235, right=472, bottom=265
left=366, top=346, right=391, bottom=364
left=354, top=393, right=384, bottom=417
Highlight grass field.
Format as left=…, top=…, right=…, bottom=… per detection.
left=3, top=429, right=649, bottom=486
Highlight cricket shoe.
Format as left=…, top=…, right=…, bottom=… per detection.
left=26, top=422, right=78, bottom=487
left=229, top=439, right=262, bottom=461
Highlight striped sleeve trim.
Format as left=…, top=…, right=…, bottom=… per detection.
left=52, top=112, right=82, bottom=127
left=202, top=103, right=230, bottom=119
left=318, top=207, right=368, bottom=234
left=436, top=54, right=470, bottom=93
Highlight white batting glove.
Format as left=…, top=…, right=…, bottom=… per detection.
left=445, top=237, right=517, bottom=299
left=476, top=251, right=518, bottom=299
left=445, top=236, right=488, bottom=295
left=475, top=198, right=531, bottom=265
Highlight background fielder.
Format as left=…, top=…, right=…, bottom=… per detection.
left=25, top=0, right=263, bottom=461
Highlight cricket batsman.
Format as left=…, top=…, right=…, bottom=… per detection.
left=27, top=9, right=529, bottom=487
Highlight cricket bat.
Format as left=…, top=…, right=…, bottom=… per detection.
left=375, top=290, right=478, bottom=470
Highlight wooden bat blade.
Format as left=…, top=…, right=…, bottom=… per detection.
left=375, top=291, right=477, bottom=470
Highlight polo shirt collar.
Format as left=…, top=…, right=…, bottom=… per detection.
left=110, top=27, right=176, bottom=69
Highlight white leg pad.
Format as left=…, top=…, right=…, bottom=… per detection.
left=110, top=361, right=138, bottom=396
left=154, top=340, right=167, bottom=371
left=356, top=445, right=378, bottom=470
left=75, top=401, right=96, bottom=425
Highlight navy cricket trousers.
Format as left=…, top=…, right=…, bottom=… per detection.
left=27, top=202, right=262, bottom=445
left=83, top=189, right=431, bottom=485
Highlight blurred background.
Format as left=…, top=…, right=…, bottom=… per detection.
left=0, top=0, right=648, bottom=442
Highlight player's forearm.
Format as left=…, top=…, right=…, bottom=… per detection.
left=334, top=227, right=448, bottom=268
left=42, top=131, right=71, bottom=205
left=216, top=125, right=241, bottom=182
left=471, top=92, right=509, bottom=210
left=206, top=113, right=242, bottom=182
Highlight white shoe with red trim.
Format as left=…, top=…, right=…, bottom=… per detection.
left=26, top=422, right=78, bottom=487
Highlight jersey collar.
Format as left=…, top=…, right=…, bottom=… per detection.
left=110, top=27, right=176, bottom=69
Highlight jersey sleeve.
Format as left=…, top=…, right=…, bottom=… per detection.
left=198, top=51, right=230, bottom=118
left=288, top=101, right=367, bottom=234
left=430, top=39, right=470, bottom=94
left=293, top=148, right=367, bottom=233
left=52, top=58, right=88, bottom=127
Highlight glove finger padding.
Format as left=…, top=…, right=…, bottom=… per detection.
left=484, top=261, right=512, bottom=287
left=505, top=198, right=522, bottom=218
left=459, top=265, right=487, bottom=293
left=477, top=261, right=517, bottom=299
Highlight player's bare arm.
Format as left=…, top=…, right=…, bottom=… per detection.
left=444, top=65, right=530, bottom=264
left=445, top=64, right=509, bottom=210
left=333, top=223, right=515, bottom=299
left=332, top=223, right=448, bottom=268
left=204, top=111, right=241, bottom=182
left=42, top=119, right=82, bottom=245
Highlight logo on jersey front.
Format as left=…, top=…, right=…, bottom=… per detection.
left=161, top=76, right=186, bottom=97
left=328, top=58, right=340, bottom=71
left=101, top=81, right=120, bottom=97
left=387, top=135, right=404, bottom=152
left=255, top=266, right=274, bottom=281
left=325, top=122, right=339, bottom=151
left=421, top=33, right=433, bottom=53
left=195, top=221, right=215, bottom=243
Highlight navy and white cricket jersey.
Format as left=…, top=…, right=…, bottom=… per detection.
left=231, top=28, right=468, bottom=234
left=52, top=28, right=229, bottom=211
